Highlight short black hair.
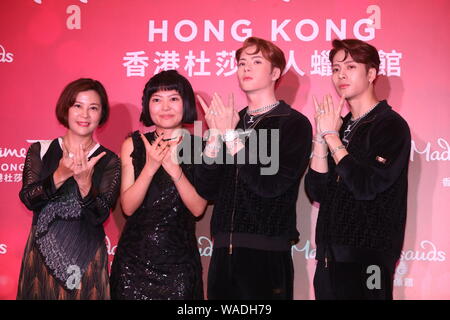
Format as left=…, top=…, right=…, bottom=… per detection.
left=140, top=70, right=197, bottom=126
left=56, top=78, right=110, bottom=128
left=329, top=39, right=380, bottom=75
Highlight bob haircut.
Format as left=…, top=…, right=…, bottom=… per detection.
left=235, top=36, right=286, bottom=86
left=55, top=78, right=110, bottom=128
left=329, top=39, right=380, bottom=75
left=140, top=70, right=197, bottom=127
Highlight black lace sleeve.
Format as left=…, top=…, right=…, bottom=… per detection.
left=19, top=142, right=59, bottom=211
left=79, top=152, right=121, bottom=226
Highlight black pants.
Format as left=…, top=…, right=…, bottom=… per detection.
left=313, top=260, right=394, bottom=300
left=208, top=247, right=294, bottom=300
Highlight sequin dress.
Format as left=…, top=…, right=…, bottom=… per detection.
left=110, top=131, right=204, bottom=300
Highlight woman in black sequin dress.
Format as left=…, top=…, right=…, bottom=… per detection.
left=17, top=78, right=121, bottom=300
left=110, top=70, right=206, bottom=300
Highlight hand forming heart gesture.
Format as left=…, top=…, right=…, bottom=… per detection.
left=59, top=142, right=106, bottom=196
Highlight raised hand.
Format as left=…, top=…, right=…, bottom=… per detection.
left=161, top=136, right=183, bottom=180
left=141, top=133, right=169, bottom=177
left=313, top=95, right=323, bottom=136
left=56, top=142, right=75, bottom=181
left=197, top=94, right=218, bottom=133
left=73, top=144, right=106, bottom=197
left=315, top=94, right=345, bottom=135
left=197, top=92, right=239, bottom=136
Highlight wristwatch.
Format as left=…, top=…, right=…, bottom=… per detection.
left=222, top=130, right=239, bottom=142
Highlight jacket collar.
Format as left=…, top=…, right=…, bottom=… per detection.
left=342, top=100, right=391, bottom=123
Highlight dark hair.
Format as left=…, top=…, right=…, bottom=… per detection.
left=55, top=78, right=110, bottom=128
left=140, top=70, right=197, bottom=127
left=235, top=37, right=286, bottom=85
left=329, top=39, right=380, bottom=75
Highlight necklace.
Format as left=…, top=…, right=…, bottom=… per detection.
left=342, top=102, right=379, bottom=145
left=245, top=111, right=263, bottom=127
left=63, top=137, right=95, bottom=158
left=243, top=103, right=277, bottom=132
left=246, top=101, right=280, bottom=124
left=350, top=102, right=379, bottom=121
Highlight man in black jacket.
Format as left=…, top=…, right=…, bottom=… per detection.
left=196, top=37, right=312, bottom=299
left=305, top=39, right=411, bottom=300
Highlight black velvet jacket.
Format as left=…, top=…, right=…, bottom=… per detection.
left=305, top=100, right=411, bottom=270
left=195, top=101, right=312, bottom=250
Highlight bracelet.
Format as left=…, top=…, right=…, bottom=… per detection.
left=225, top=138, right=242, bottom=154
left=225, top=137, right=240, bottom=146
left=312, top=138, right=326, bottom=144
left=331, top=145, right=346, bottom=156
left=222, top=130, right=239, bottom=142
left=171, top=169, right=183, bottom=183
left=320, top=131, right=339, bottom=139
left=205, top=143, right=221, bottom=151
left=225, top=137, right=243, bottom=155
left=310, top=151, right=329, bottom=159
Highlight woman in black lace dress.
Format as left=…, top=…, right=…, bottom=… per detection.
left=17, top=78, right=121, bottom=299
left=110, top=70, right=206, bottom=300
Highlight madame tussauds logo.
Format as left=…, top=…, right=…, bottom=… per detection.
left=198, top=236, right=212, bottom=257
left=410, top=138, right=450, bottom=162
left=400, top=240, right=446, bottom=262
left=0, top=147, right=27, bottom=158
left=0, top=45, right=14, bottom=63
left=105, top=235, right=117, bottom=256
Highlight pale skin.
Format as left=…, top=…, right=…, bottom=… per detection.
left=310, top=49, right=379, bottom=173
left=53, top=90, right=106, bottom=198
left=197, top=45, right=281, bottom=157
left=197, top=92, right=241, bottom=157
left=120, top=89, right=207, bottom=217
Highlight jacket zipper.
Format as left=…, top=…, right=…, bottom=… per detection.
left=336, top=116, right=377, bottom=183
left=229, top=166, right=239, bottom=255
left=228, top=110, right=290, bottom=254
left=327, top=115, right=380, bottom=265
left=343, top=116, right=377, bottom=148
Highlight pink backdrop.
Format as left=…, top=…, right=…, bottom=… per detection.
left=1, top=0, right=449, bottom=300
